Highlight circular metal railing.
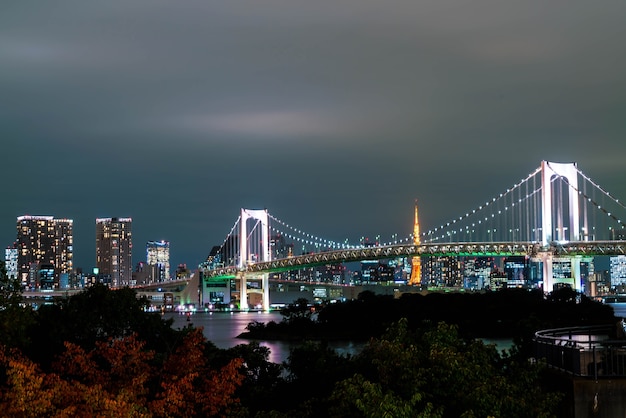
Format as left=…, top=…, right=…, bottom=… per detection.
left=534, top=324, right=626, bottom=378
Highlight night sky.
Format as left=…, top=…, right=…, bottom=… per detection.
left=2, top=1, right=626, bottom=271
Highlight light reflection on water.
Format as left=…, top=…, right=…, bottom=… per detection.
left=163, top=311, right=363, bottom=364
left=608, top=302, right=626, bottom=318
left=164, top=304, right=626, bottom=364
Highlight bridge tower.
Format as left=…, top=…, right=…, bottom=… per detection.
left=409, top=200, right=422, bottom=286
left=238, top=208, right=271, bottom=311
left=541, top=161, right=580, bottom=245
left=539, top=161, right=585, bottom=293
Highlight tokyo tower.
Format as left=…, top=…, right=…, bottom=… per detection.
left=409, top=200, right=421, bottom=286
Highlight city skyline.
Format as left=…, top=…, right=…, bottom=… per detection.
left=2, top=1, right=626, bottom=271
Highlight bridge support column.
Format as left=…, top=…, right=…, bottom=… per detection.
left=238, top=272, right=248, bottom=310
left=572, top=256, right=582, bottom=293
left=262, top=274, right=269, bottom=312
left=543, top=255, right=589, bottom=293
left=539, top=251, right=554, bottom=293
left=239, top=272, right=270, bottom=311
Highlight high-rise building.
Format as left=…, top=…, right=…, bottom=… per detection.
left=96, top=217, right=132, bottom=287
left=54, top=218, right=73, bottom=280
left=610, top=255, right=626, bottom=288
left=504, top=256, right=529, bottom=288
left=422, top=256, right=464, bottom=288
left=16, top=215, right=73, bottom=289
left=146, top=240, right=170, bottom=281
left=4, top=246, right=18, bottom=281
left=463, top=257, right=496, bottom=290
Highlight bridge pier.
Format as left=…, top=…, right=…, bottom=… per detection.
left=238, top=272, right=269, bottom=311
left=539, top=251, right=588, bottom=293
left=539, top=250, right=554, bottom=293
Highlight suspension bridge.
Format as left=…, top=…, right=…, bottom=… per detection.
left=200, top=161, right=626, bottom=310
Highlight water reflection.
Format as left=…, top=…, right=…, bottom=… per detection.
left=164, top=311, right=363, bottom=364
left=609, top=303, right=626, bottom=318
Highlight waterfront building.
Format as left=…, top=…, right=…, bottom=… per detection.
left=463, top=257, right=496, bottom=290
left=422, top=256, right=463, bottom=288
left=96, top=217, right=132, bottom=287
left=84, top=269, right=113, bottom=287
left=4, top=247, right=18, bottom=280
left=133, top=262, right=158, bottom=286
left=550, top=256, right=594, bottom=292
left=360, top=260, right=378, bottom=283
left=318, top=263, right=346, bottom=284
left=610, top=255, right=626, bottom=288
left=270, top=234, right=291, bottom=259
left=175, top=263, right=192, bottom=280
left=504, top=256, right=529, bottom=288
left=146, top=240, right=170, bottom=281
left=389, top=257, right=409, bottom=284
left=16, top=215, right=73, bottom=289
left=489, top=268, right=508, bottom=290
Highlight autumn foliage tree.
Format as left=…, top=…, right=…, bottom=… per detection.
left=149, top=327, right=245, bottom=417
left=0, top=328, right=245, bottom=417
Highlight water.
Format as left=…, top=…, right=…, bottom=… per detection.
left=164, top=311, right=364, bottom=364
left=608, top=302, right=626, bottom=318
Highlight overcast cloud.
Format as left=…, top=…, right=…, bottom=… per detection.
left=1, top=0, right=625, bottom=269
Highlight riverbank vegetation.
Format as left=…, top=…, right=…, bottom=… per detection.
left=242, top=288, right=615, bottom=353
left=0, top=261, right=615, bottom=416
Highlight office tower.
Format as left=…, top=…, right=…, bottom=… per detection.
left=16, top=215, right=73, bottom=289
left=409, top=200, right=422, bottom=286
left=146, top=240, right=170, bottom=281
left=96, top=217, right=132, bottom=287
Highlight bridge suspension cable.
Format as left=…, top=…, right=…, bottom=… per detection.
left=551, top=164, right=626, bottom=238
left=423, top=166, right=544, bottom=243
left=203, top=162, right=626, bottom=274
left=268, top=213, right=360, bottom=250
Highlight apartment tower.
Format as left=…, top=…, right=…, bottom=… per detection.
left=96, top=217, right=132, bottom=287
left=16, top=215, right=73, bottom=289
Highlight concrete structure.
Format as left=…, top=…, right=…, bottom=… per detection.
left=96, top=217, right=132, bottom=287
left=610, top=255, right=626, bottom=287
left=16, top=215, right=73, bottom=289
left=237, top=209, right=270, bottom=310
left=146, top=240, right=170, bottom=281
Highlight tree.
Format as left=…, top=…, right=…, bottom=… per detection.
left=26, top=284, right=182, bottom=368
left=0, top=261, right=21, bottom=309
left=330, top=319, right=563, bottom=418
left=281, top=298, right=313, bottom=324
left=0, top=343, right=148, bottom=417
left=0, top=329, right=247, bottom=417
left=149, top=327, right=245, bottom=417
left=226, top=341, right=284, bottom=413
left=0, top=261, right=34, bottom=350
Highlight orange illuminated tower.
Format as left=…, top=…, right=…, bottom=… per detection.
left=409, top=200, right=422, bottom=286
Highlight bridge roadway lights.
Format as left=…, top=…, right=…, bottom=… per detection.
left=237, top=271, right=270, bottom=311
